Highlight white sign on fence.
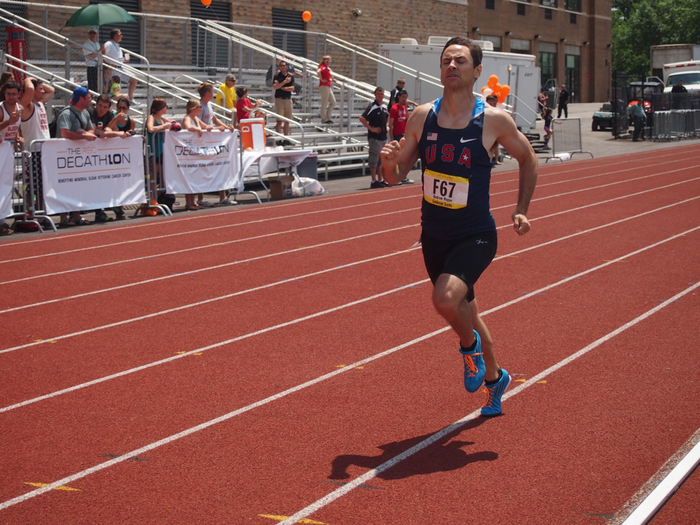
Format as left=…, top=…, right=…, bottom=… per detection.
left=0, top=142, right=14, bottom=219
left=40, top=136, right=146, bottom=215
left=163, top=130, right=241, bottom=194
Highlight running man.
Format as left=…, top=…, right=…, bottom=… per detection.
left=380, top=36, right=538, bottom=416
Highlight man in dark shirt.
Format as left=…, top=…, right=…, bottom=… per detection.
left=557, top=83, right=570, bottom=118
left=87, top=94, right=126, bottom=138
left=359, top=87, right=389, bottom=188
left=272, top=61, right=295, bottom=141
left=388, top=78, right=417, bottom=113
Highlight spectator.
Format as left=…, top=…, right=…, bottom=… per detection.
left=215, top=74, right=237, bottom=125
left=0, top=71, right=13, bottom=102
left=82, top=26, right=104, bottom=93
left=671, top=79, right=687, bottom=109
left=630, top=100, right=646, bottom=142
left=180, top=99, right=205, bottom=211
left=146, top=98, right=172, bottom=214
left=55, top=87, right=96, bottom=227
left=272, top=60, right=295, bottom=144
left=0, top=80, right=23, bottom=149
left=557, top=83, right=570, bottom=118
left=317, top=55, right=336, bottom=124
left=19, top=77, right=54, bottom=216
left=537, top=88, right=548, bottom=117
left=103, top=29, right=140, bottom=106
left=543, top=107, right=553, bottom=148
left=235, top=86, right=261, bottom=122
left=388, top=78, right=417, bottom=113
left=196, top=82, right=235, bottom=207
left=485, top=94, right=502, bottom=165
left=88, top=94, right=126, bottom=139
left=388, top=89, right=414, bottom=183
left=108, top=74, right=122, bottom=100
left=359, top=86, right=389, bottom=189
left=113, top=97, right=135, bottom=135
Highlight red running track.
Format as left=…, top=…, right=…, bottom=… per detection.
left=0, top=145, right=699, bottom=524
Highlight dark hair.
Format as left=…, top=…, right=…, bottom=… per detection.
left=109, top=29, right=121, bottom=40
left=374, top=86, right=384, bottom=94
left=96, top=93, right=112, bottom=105
left=116, top=96, right=130, bottom=108
left=197, top=82, right=213, bottom=98
left=235, top=86, right=248, bottom=98
left=440, top=36, right=483, bottom=69
left=150, top=97, right=167, bottom=115
left=0, top=72, right=13, bottom=87
left=397, top=89, right=408, bottom=98
left=31, top=78, right=44, bottom=89
left=2, top=80, right=19, bottom=93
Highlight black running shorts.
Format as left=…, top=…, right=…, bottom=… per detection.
left=421, top=230, right=498, bottom=303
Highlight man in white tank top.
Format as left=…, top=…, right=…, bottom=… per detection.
left=0, top=79, right=22, bottom=148
left=20, top=77, right=54, bottom=150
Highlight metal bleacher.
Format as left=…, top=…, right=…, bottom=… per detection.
left=0, top=1, right=441, bottom=180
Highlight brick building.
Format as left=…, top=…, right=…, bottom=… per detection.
left=8, top=0, right=611, bottom=102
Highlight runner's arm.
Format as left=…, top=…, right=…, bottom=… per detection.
left=489, top=108, right=538, bottom=235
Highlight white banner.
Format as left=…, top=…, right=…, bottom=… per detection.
left=40, top=136, right=146, bottom=215
left=163, top=130, right=241, bottom=194
left=0, top=142, right=14, bottom=219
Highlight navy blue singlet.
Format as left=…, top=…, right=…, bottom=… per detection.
left=419, top=97, right=496, bottom=240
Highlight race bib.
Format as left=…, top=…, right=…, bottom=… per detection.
left=423, top=169, right=469, bottom=209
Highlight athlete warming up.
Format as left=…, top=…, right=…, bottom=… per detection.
left=380, top=36, right=538, bottom=416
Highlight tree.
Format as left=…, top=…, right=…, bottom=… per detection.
left=613, top=0, right=700, bottom=76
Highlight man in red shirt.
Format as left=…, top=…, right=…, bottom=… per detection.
left=387, top=90, right=414, bottom=184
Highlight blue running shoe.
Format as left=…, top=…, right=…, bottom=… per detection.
left=459, top=330, right=485, bottom=393
left=481, top=368, right=511, bottom=417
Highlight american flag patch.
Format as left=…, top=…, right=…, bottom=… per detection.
left=427, top=132, right=438, bottom=141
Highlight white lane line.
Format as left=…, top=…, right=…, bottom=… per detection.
left=4, top=175, right=698, bottom=288
left=614, top=428, right=700, bottom=525
left=0, top=208, right=416, bottom=286
left=2, top=222, right=698, bottom=420
left=2, top=246, right=697, bottom=513
left=3, top=187, right=698, bottom=317
left=0, top=194, right=419, bottom=265
left=278, top=280, right=700, bottom=525
left=0, top=223, right=417, bottom=315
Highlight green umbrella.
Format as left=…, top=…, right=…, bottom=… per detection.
left=62, top=3, right=136, bottom=28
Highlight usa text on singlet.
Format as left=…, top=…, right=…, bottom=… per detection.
left=419, top=97, right=496, bottom=240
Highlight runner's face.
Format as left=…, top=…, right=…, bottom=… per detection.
left=4, top=88, right=18, bottom=104
left=440, top=45, right=481, bottom=88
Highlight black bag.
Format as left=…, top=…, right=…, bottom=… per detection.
left=157, top=192, right=176, bottom=212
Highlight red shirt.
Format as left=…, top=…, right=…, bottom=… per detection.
left=318, top=64, right=332, bottom=87
left=236, top=97, right=251, bottom=121
left=389, top=104, right=408, bottom=138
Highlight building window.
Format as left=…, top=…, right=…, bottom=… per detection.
left=510, top=38, right=531, bottom=55
left=486, top=0, right=495, bottom=9
left=539, top=42, right=557, bottom=90
left=540, top=0, right=556, bottom=6
left=481, top=35, right=502, bottom=52
left=570, top=12, right=577, bottom=23
left=545, top=8, right=553, bottom=19
left=517, top=3, right=526, bottom=15
left=565, top=0, right=580, bottom=11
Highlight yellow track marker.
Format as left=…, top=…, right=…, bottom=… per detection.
left=49, top=341, right=57, bottom=344
left=175, top=351, right=186, bottom=355
left=33, top=339, right=43, bottom=342
left=537, top=380, right=547, bottom=384
left=24, top=482, right=80, bottom=492
left=336, top=365, right=346, bottom=368
left=515, top=379, right=547, bottom=384
left=258, top=514, right=326, bottom=524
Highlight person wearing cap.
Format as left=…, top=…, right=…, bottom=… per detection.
left=53, top=87, right=95, bottom=227
left=82, top=26, right=104, bottom=93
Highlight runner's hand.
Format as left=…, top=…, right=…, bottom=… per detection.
left=380, top=137, right=405, bottom=169
left=512, top=213, right=531, bottom=236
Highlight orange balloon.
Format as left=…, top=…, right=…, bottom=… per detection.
left=500, top=84, right=510, bottom=98
left=487, top=75, right=499, bottom=89
left=498, top=93, right=507, bottom=104
left=481, top=86, right=488, bottom=93
left=302, top=10, right=312, bottom=22
left=201, top=0, right=212, bottom=5
left=494, top=83, right=502, bottom=93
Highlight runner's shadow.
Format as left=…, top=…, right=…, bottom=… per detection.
left=329, top=417, right=496, bottom=481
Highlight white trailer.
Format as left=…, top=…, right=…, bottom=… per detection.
left=650, top=44, right=700, bottom=79
left=662, top=60, right=700, bottom=93
left=377, top=37, right=540, bottom=130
